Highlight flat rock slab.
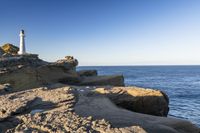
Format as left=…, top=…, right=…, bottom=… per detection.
left=74, top=86, right=200, bottom=133
left=0, top=86, right=76, bottom=121
left=77, top=70, right=98, bottom=77
left=0, top=85, right=199, bottom=133
left=0, top=85, right=146, bottom=133
left=79, top=75, right=124, bottom=86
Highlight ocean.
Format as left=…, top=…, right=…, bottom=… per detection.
left=77, top=66, right=200, bottom=127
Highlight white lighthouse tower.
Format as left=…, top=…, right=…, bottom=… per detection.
left=18, top=30, right=26, bottom=55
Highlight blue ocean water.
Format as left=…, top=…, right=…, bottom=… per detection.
left=77, top=66, right=200, bottom=127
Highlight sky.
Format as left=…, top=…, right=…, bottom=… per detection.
left=0, top=0, right=200, bottom=66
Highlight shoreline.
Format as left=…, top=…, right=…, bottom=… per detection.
left=78, top=65, right=200, bottom=127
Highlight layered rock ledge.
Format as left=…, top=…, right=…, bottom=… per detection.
left=0, top=54, right=124, bottom=91
left=0, top=84, right=199, bottom=133
left=94, top=87, right=169, bottom=116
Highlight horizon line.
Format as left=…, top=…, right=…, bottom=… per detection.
left=78, top=64, right=200, bottom=67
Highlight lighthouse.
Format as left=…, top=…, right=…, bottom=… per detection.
left=18, top=30, right=26, bottom=55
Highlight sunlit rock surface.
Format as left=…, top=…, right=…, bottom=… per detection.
left=0, top=85, right=198, bottom=133
left=1, top=43, right=19, bottom=55
left=94, top=87, right=169, bottom=116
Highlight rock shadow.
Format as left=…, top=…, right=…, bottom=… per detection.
left=13, top=97, right=57, bottom=115
left=0, top=117, right=21, bottom=133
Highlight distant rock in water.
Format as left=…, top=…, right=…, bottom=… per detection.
left=78, top=75, right=124, bottom=86
left=1, top=43, right=19, bottom=55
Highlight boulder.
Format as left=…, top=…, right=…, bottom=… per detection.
left=94, top=86, right=169, bottom=116
left=1, top=43, right=19, bottom=55
left=77, top=70, right=98, bottom=77
left=56, top=56, right=78, bottom=69
left=79, top=75, right=124, bottom=86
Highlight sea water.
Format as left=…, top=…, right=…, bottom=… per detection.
left=78, top=66, right=200, bottom=127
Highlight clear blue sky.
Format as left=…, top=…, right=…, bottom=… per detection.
left=0, top=0, right=200, bottom=66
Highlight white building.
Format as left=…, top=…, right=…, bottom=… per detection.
left=18, top=30, right=26, bottom=55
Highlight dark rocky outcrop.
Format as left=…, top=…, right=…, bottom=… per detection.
left=0, top=50, right=81, bottom=91
left=56, top=56, right=78, bottom=69
left=79, top=75, right=124, bottom=86
left=0, top=54, right=46, bottom=69
left=36, top=64, right=80, bottom=86
left=0, top=64, right=79, bottom=92
left=77, top=70, right=98, bottom=77
left=0, top=45, right=124, bottom=91
left=0, top=44, right=125, bottom=89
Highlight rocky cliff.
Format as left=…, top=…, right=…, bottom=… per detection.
left=0, top=55, right=124, bottom=91
left=0, top=44, right=124, bottom=91
left=0, top=44, right=199, bottom=133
